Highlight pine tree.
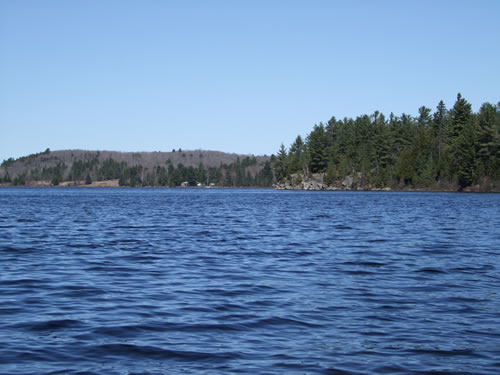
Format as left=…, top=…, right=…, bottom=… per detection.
left=418, top=106, right=432, bottom=127
left=450, top=93, right=472, bottom=140
left=433, top=100, right=448, bottom=163
left=450, top=93, right=474, bottom=187
left=273, top=144, right=289, bottom=182
left=288, top=135, right=305, bottom=173
left=476, top=102, right=498, bottom=176
left=307, top=123, right=328, bottom=173
left=455, top=120, right=477, bottom=189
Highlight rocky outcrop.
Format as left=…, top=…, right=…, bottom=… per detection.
left=274, top=172, right=500, bottom=192
left=274, top=172, right=391, bottom=191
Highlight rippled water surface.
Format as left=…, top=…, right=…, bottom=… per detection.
left=1, top=188, right=499, bottom=374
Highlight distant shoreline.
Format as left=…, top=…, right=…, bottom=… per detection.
left=1, top=181, right=497, bottom=193
left=0, top=149, right=274, bottom=189
left=0, top=180, right=273, bottom=189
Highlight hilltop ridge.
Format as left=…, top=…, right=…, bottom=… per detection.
left=0, top=149, right=273, bottom=187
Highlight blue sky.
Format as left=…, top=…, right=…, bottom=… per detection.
left=1, top=0, right=499, bottom=162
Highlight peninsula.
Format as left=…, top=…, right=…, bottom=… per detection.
left=272, top=94, right=499, bottom=192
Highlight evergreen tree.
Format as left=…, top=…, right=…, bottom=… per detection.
left=224, top=171, right=234, bottom=187
left=433, top=100, right=448, bottom=163
left=273, top=143, right=289, bottom=182
left=256, top=161, right=274, bottom=186
left=418, top=106, right=432, bottom=127
left=476, top=102, right=499, bottom=176
left=307, top=123, right=328, bottom=173
left=450, top=93, right=472, bottom=140
left=288, top=135, right=305, bottom=173
left=455, top=119, right=477, bottom=189
left=275, top=93, right=499, bottom=191
left=324, top=161, right=338, bottom=186
left=450, top=93, right=474, bottom=186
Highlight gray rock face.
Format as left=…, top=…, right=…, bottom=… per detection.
left=275, top=173, right=327, bottom=190
left=342, top=175, right=353, bottom=188
left=274, top=172, right=384, bottom=191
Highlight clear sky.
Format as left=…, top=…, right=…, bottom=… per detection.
left=1, top=0, right=499, bottom=162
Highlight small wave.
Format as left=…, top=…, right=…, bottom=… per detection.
left=323, top=367, right=365, bottom=375
left=13, top=319, right=83, bottom=332
left=315, top=214, right=332, bottom=219
left=45, top=370, right=101, bottom=375
left=214, top=303, right=247, bottom=312
left=367, top=238, right=390, bottom=243
left=359, top=330, right=390, bottom=336
left=175, top=322, right=249, bottom=332
left=372, top=364, right=411, bottom=374
left=67, top=243, right=101, bottom=249
left=453, top=265, right=495, bottom=273
left=342, top=270, right=376, bottom=275
left=416, top=267, right=448, bottom=274
left=1, top=348, right=78, bottom=364
left=0, top=278, right=48, bottom=286
left=444, top=296, right=483, bottom=303
left=342, top=261, right=386, bottom=267
left=247, top=316, right=321, bottom=329
left=0, top=307, right=24, bottom=315
left=407, top=348, right=484, bottom=358
left=51, top=285, right=105, bottom=298
left=365, top=314, right=399, bottom=322
left=16, top=218, right=39, bottom=223
left=335, top=225, right=353, bottom=230
left=0, top=246, right=39, bottom=253
left=85, top=343, right=242, bottom=362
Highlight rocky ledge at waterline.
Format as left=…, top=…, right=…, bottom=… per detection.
left=274, top=173, right=389, bottom=191
left=274, top=173, right=499, bottom=192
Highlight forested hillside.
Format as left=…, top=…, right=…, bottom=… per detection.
left=0, top=149, right=273, bottom=187
left=2, top=94, right=498, bottom=191
left=272, top=94, right=499, bottom=191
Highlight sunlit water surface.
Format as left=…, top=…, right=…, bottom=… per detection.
left=1, top=188, right=499, bottom=374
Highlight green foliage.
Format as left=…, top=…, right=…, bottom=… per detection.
left=476, top=102, right=500, bottom=177
left=455, top=120, right=477, bottom=189
left=1, top=158, right=15, bottom=167
left=288, top=135, right=306, bottom=174
left=108, top=158, right=272, bottom=188
left=2, top=149, right=272, bottom=188
left=276, top=94, right=499, bottom=190
left=13, top=174, right=26, bottom=186
left=98, top=158, right=125, bottom=180
left=307, top=123, right=328, bottom=173
left=324, top=161, right=337, bottom=186
left=450, top=93, right=472, bottom=140
left=255, top=161, right=274, bottom=186
left=42, top=162, right=66, bottom=185
left=273, top=144, right=289, bottom=182
left=70, top=157, right=99, bottom=181
left=122, top=165, right=143, bottom=187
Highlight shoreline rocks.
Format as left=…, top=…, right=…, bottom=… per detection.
left=273, top=173, right=499, bottom=192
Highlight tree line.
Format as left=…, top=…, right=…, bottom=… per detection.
left=0, top=154, right=274, bottom=188
left=272, top=94, right=499, bottom=190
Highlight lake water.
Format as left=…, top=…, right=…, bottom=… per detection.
left=0, top=188, right=499, bottom=375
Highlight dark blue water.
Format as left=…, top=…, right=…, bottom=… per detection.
left=0, top=188, right=499, bottom=375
